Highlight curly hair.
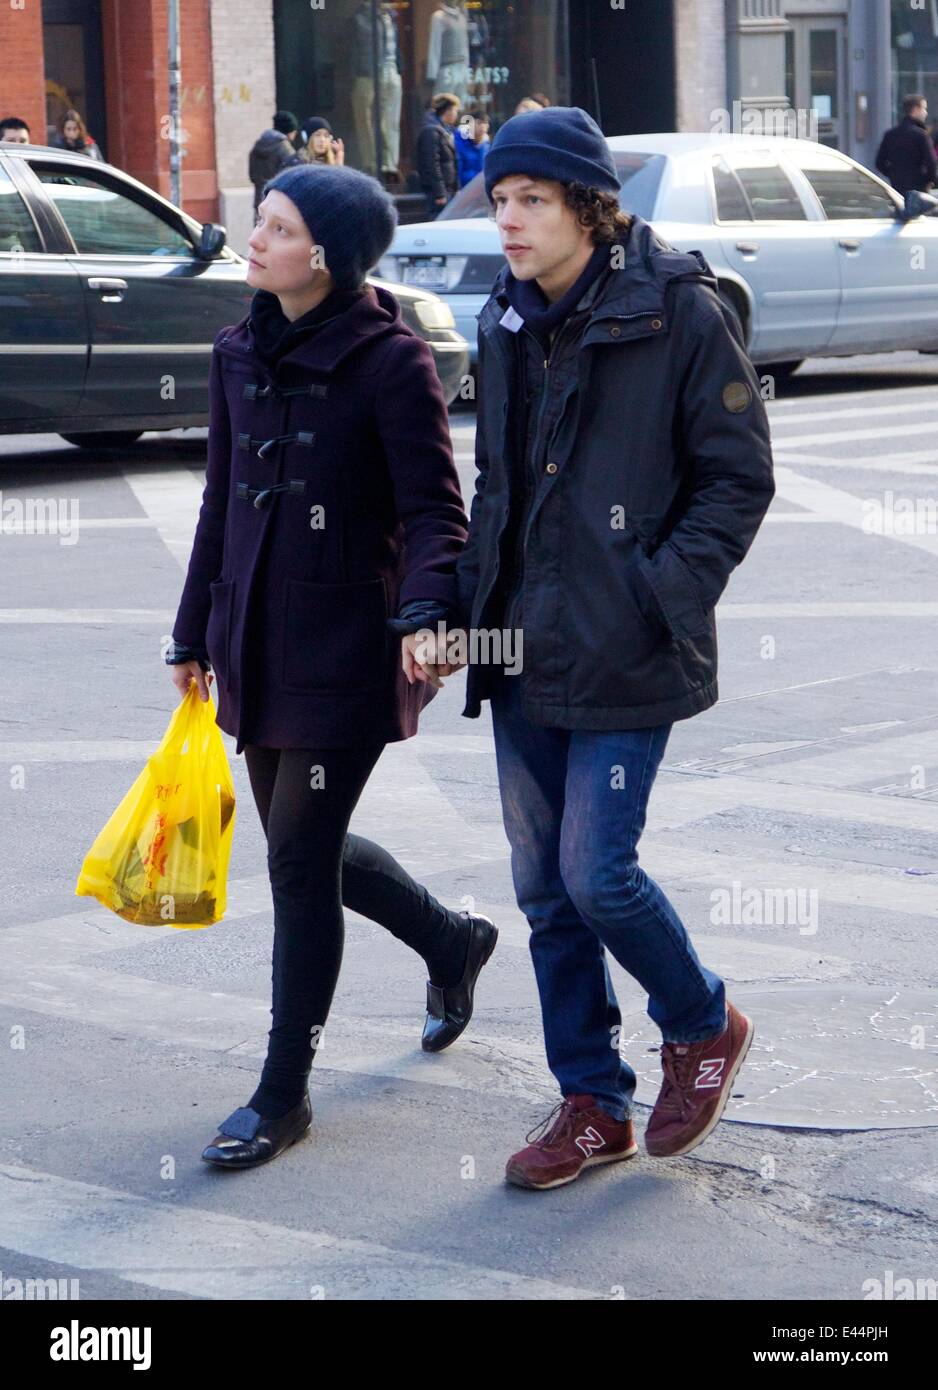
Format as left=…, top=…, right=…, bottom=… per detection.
left=563, top=181, right=632, bottom=243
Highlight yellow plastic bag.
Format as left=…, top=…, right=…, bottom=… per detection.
left=75, top=681, right=236, bottom=928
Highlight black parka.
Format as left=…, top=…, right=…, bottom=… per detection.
left=456, top=215, right=775, bottom=730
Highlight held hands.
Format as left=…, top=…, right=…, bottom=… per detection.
left=401, top=629, right=467, bottom=689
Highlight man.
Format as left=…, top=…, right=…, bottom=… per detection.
left=0, top=117, right=31, bottom=143
left=248, top=111, right=304, bottom=214
left=416, top=92, right=459, bottom=217
left=876, top=94, right=937, bottom=196
left=421, top=107, right=775, bottom=1190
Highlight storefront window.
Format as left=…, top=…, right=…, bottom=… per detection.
left=273, top=1, right=569, bottom=193
left=890, top=0, right=938, bottom=126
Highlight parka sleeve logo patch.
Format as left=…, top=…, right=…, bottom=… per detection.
left=722, top=381, right=752, bottom=414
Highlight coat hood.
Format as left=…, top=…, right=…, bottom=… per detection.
left=215, top=281, right=409, bottom=374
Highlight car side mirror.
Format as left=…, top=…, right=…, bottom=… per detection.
left=901, top=190, right=938, bottom=221
left=196, top=222, right=227, bottom=258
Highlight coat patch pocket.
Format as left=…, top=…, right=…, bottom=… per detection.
left=205, top=579, right=234, bottom=687
left=282, top=577, right=389, bottom=695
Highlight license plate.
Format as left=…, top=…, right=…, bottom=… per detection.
left=402, top=261, right=448, bottom=291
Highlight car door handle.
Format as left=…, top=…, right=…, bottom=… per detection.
left=87, top=277, right=128, bottom=301
left=838, top=239, right=861, bottom=252
left=735, top=241, right=760, bottom=255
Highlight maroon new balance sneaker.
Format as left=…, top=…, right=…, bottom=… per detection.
left=506, top=1094, right=639, bottom=1190
left=644, top=1000, right=754, bottom=1158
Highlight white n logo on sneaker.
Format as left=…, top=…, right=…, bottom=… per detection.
left=695, top=1058, right=725, bottom=1089
left=575, top=1126, right=606, bottom=1157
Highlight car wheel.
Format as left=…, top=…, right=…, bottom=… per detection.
left=59, top=430, right=145, bottom=448
left=760, top=361, right=804, bottom=381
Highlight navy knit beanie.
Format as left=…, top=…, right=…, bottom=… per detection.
left=262, top=164, right=398, bottom=291
left=484, top=106, right=619, bottom=201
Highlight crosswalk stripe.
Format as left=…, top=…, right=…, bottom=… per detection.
left=766, top=419, right=938, bottom=448
left=773, top=466, right=938, bottom=556
left=773, top=451, right=938, bottom=477
left=122, top=469, right=206, bottom=572
left=766, top=382, right=938, bottom=412
left=768, top=397, right=938, bottom=428
left=715, top=601, right=938, bottom=615
left=0, top=1162, right=597, bottom=1300
left=0, top=610, right=172, bottom=624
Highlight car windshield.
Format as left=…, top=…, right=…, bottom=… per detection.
left=438, top=152, right=666, bottom=221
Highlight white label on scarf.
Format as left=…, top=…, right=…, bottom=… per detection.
left=499, top=306, right=525, bottom=333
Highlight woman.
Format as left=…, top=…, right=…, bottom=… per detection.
left=301, top=116, right=345, bottom=165
left=167, top=164, right=497, bottom=1169
left=51, top=108, right=103, bottom=159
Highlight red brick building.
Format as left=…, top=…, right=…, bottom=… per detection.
left=1, top=0, right=220, bottom=224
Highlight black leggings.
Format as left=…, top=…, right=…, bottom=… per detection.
left=243, top=744, right=469, bottom=1113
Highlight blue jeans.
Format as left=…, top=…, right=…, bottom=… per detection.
left=489, top=671, right=727, bottom=1122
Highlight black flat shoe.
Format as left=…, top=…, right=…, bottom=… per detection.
left=201, top=1095, right=312, bottom=1169
left=422, top=913, right=498, bottom=1053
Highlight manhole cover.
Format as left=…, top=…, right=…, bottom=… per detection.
left=622, top=986, right=938, bottom=1130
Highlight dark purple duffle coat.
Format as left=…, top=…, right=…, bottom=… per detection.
left=171, top=284, right=468, bottom=754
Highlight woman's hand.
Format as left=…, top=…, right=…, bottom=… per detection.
left=170, top=660, right=214, bottom=702
left=333, top=137, right=345, bottom=165
left=401, top=630, right=467, bottom=688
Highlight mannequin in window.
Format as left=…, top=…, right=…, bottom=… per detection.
left=426, top=2, right=470, bottom=109
left=349, top=1, right=403, bottom=177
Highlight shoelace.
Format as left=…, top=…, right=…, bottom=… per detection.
left=525, top=1098, right=584, bottom=1148
left=657, top=1045, right=697, bottom=1119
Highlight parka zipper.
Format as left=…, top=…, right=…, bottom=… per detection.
left=503, top=312, right=664, bottom=622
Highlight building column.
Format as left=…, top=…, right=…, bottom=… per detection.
left=100, top=0, right=218, bottom=223
left=724, top=0, right=790, bottom=122
left=209, top=0, right=277, bottom=256
left=0, top=1, right=47, bottom=141
left=674, top=0, right=727, bottom=132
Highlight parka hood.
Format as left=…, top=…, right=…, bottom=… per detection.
left=215, top=281, right=408, bottom=375
left=483, top=215, right=716, bottom=335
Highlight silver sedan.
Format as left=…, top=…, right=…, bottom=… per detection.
left=379, top=132, right=938, bottom=375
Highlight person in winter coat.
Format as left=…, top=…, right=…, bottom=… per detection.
left=167, top=163, right=498, bottom=1169
left=248, top=112, right=305, bottom=213
left=875, top=94, right=937, bottom=196
left=50, top=108, right=103, bottom=160
left=423, top=107, right=775, bottom=1189
left=454, top=108, right=490, bottom=187
left=416, top=93, right=460, bottom=217
left=301, top=115, right=345, bottom=166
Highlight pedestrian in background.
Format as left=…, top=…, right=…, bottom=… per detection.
left=454, top=108, right=490, bottom=187
left=50, top=108, right=103, bottom=160
left=167, top=163, right=497, bottom=1170
left=876, top=93, right=937, bottom=196
left=0, top=117, right=31, bottom=143
left=248, top=111, right=304, bottom=214
left=514, top=94, right=550, bottom=115
left=301, top=115, right=345, bottom=166
left=416, top=92, right=460, bottom=217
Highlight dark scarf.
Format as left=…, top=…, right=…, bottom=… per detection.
left=502, top=238, right=615, bottom=338
left=249, top=284, right=367, bottom=367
